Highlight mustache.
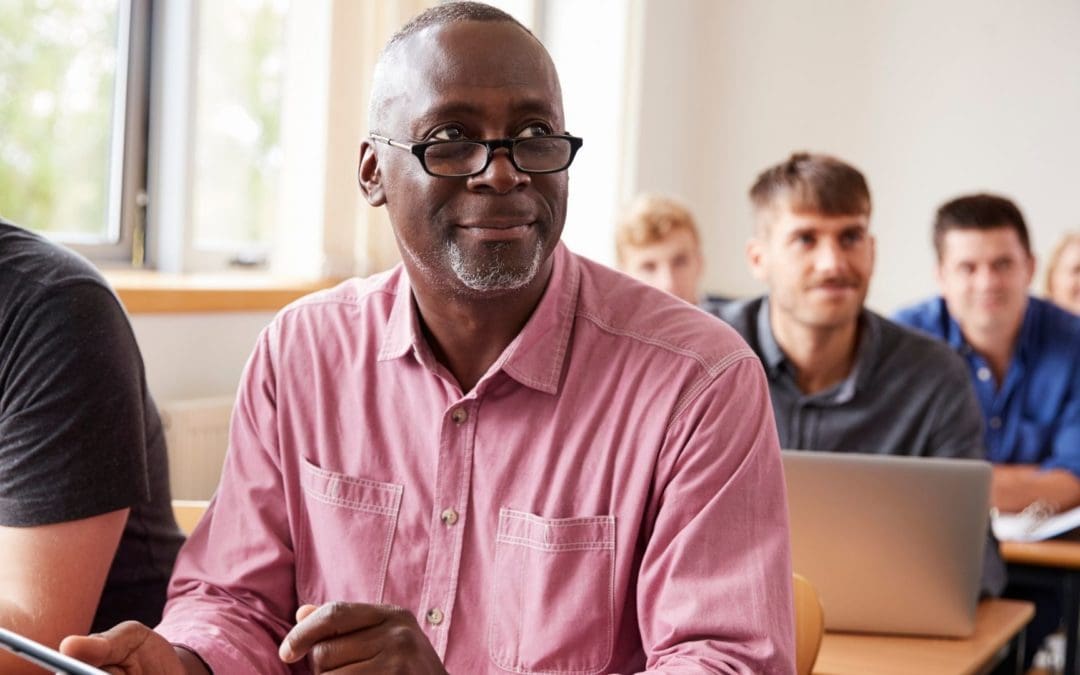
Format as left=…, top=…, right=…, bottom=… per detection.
left=808, top=275, right=861, bottom=289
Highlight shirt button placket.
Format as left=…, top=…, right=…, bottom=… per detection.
left=419, top=402, right=472, bottom=657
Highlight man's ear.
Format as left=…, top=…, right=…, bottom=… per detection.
left=746, top=236, right=768, bottom=282
left=358, top=139, right=386, bottom=206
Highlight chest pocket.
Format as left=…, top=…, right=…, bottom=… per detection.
left=488, top=508, right=616, bottom=674
left=295, top=458, right=402, bottom=605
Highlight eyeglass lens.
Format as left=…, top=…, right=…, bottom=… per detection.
left=424, top=138, right=573, bottom=176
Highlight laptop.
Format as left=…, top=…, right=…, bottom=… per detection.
left=782, top=450, right=991, bottom=637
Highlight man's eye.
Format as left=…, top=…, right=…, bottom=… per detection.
left=431, top=127, right=465, bottom=141
left=518, top=123, right=553, bottom=138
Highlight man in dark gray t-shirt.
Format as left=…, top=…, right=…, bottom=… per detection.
left=709, top=153, right=1003, bottom=596
left=0, top=218, right=183, bottom=671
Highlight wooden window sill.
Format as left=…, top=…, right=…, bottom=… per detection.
left=104, top=271, right=341, bottom=314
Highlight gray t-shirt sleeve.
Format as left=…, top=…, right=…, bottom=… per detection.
left=0, top=282, right=150, bottom=526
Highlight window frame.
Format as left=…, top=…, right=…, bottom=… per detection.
left=62, top=0, right=152, bottom=267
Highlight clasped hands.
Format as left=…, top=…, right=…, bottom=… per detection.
left=60, top=602, right=447, bottom=674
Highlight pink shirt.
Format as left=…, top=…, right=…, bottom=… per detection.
left=157, top=243, right=794, bottom=674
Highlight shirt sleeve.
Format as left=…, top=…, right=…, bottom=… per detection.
left=155, top=329, right=297, bottom=674
left=1040, top=363, right=1080, bottom=476
left=0, top=282, right=149, bottom=525
left=633, top=355, right=795, bottom=674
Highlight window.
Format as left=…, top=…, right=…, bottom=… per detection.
left=189, top=0, right=288, bottom=260
left=0, top=0, right=149, bottom=264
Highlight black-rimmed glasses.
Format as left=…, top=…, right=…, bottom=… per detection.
left=370, top=133, right=583, bottom=177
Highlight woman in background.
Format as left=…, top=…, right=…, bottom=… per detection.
left=1047, top=232, right=1080, bottom=315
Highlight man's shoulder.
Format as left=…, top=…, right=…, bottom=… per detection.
left=892, top=296, right=948, bottom=336
left=871, top=311, right=965, bottom=377
left=712, top=296, right=764, bottom=337
left=573, top=256, right=757, bottom=372
left=1030, top=296, right=1080, bottom=339
left=1026, top=297, right=1080, bottom=371
left=0, top=220, right=110, bottom=297
left=275, top=266, right=402, bottom=323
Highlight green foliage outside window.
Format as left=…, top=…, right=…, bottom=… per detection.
left=0, top=0, right=118, bottom=239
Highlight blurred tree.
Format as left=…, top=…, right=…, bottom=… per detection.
left=0, top=0, right=118, bottom=239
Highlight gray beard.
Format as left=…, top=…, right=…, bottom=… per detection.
left=447, top=237, right=544, bottom=292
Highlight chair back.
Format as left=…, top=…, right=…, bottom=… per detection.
left=172, top=499, right=210, bottom=535
left=793, top=572, right=824, bottom=675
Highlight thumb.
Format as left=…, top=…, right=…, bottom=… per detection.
left=295, top=603, right=319, bottom=623
left=60, top=621, right=152, bottom=666
left=59, top=634, right=113, bottom=666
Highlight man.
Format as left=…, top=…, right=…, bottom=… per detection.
left=63, top=4, right=794, bottom=673
left=895, top=194, right=1080, bottom=514
left=615, top=194, right=706, bottom=305
left=715, top=153, right=987, bottom=458
left=711, top=153, right=1003, bottom=595
left=0, top=219, right=183, bottom=674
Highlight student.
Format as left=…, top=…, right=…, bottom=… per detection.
left=0, top=219, right=183, bottom=674
left=62, top=3, right=795, bottom=673
left=895, top=194, right=1080, bottom=514
left=896, top=194, right=1080, bottom=670
left=615, top=193, right=706, bottom=305
left=711, top=152, right=1004, bottom=596
left=1046, top=231, right=1080, bottom=315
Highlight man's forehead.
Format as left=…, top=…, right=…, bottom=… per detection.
left=396, top=22, right=558, bottom=93
left=942, top=227, right=1026, bottom=258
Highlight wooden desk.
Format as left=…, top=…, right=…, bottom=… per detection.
left=813, top=599, right=1034, bottom=675
left=1000, top=535, right=1080, bottom=674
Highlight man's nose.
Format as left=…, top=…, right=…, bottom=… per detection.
left=813, top=239, right=846, bottom=273
left=468, top=148, right=530, bottom=194
left=656, top=265, right=677, bottom=294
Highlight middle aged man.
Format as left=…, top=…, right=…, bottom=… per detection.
left=711, top=152, right=1004, bottom=596
left=62, top=3, right=794, bottom=674
left=895, top=194, right=1080, bottom=515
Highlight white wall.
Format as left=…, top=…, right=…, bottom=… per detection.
left=630, top=0, right=1080, bottom=313
left=133, top=0, right=1080, bottom=402
left=131, top=313, right=272, bottom=403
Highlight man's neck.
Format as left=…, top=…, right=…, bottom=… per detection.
left=411, top=267, right=552, bottom=394
left=770, top=307, right=861, bottom=396
left=959, top=322, right=1022, bottom=386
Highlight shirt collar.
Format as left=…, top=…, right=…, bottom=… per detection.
left=377, top=242, right=579, bottom=396
left=942, top=295, right=1034, bottom=365
left=756, top=296, right=877, bottom=403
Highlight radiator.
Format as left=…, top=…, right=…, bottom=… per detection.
left=160, top=396, right=234, bottom=500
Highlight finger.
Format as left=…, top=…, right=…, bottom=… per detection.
left=279, top=602, right=399, bottom=663
left=60, top=622, right=151, bottom=666
left=59, top=635, right=113, bottom=665
left=296, top=603, right=319, bottom=623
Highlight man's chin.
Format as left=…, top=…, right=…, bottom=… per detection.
left=447, top=240, right=546, bottom=295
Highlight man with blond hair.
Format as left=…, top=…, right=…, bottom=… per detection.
left=615, top=193, right=718, bottom=306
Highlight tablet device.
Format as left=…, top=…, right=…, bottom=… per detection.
left=0, top=627, right=108, bottom=675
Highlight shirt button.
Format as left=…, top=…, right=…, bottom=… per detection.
left=451, top=407, right=468, bottom=424
left=977, top=367, right=992, bottom=382
left=440, top=508, right=459, bottom=526
left=989, top=417, right=1002, bottom=430
left=426, top=608, right=444, bottom=625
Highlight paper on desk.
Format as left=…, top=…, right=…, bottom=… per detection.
left=993, top=505, right=1080, bottom=542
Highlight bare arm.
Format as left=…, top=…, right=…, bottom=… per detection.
left=0, top=509, right=127, bottom=675
left=992, top=464, right=1080, bottom=513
